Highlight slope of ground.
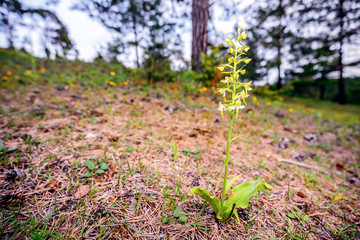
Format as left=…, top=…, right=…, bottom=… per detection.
left=0, top=49, right=359, bottom=239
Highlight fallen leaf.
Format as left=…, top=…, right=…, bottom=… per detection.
left=74, top=185, right=89, bottom=199
left=336, top=162, right=344, bottom=170
left=297, top=191, right=306, bottom=198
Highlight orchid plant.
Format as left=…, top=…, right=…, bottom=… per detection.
left=189, top=27, right=274, bottom=222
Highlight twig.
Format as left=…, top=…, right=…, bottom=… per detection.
left=279, top=158, right=328, bottom=174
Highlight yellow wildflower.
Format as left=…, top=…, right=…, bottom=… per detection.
left=109, top=81, right=117, bottom=86
left=2, top=76, right=8, bottom=80
left=266, top=102, right=271, bottom=106
left=200, top=87, right=208, bottom=93
left=27, top=69, right=32, bottom=74
left=110, top=71, right=115, bottom=76
left=289, top=108, right=294, bottom=113
left=123, top=82, right=128, bottom=85
left=7, top=71, right=12, bottom=76
left=40, top=67, right=46, bottom=72
left=256, top=102, right=260, bottom=106
left=252, top=96, right=257, bottom=102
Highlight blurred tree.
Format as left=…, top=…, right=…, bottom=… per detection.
left=0, top=0, right=73, bottom=57
left=142, top=0, right=182, bottom=83
left=191, top=0, right=209, bottom=72
left=245, top=0, right=295, bottom=89
left=290, top=0, right=360, bottom=104
left=76, top=0, right=179, bottom=69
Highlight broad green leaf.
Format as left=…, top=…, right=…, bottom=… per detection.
left=162, top=216, right=169, bottom=224
left=224, top=175, right=241, bottom=195
left=286, top=213, right=296, bottom=219
left=82, top=172, right=92, bottom=178
left=189, top=187, right=221, bottom=216
left=0, top=140, right=4, bottom=152
left=86, top=159, right=96, bottom=170
left=100, top=162, right=109, bottom=170
left=225, top=181, right=274, bottom=209
left=179, top=215, right=188, bottom=224
left=296, top=211, right=309, bottom=221
left=173, top=205, right=181, bottom=218
left=125, top=147, right=135, bottom=152
left=95, top=169, right=105, bottom=174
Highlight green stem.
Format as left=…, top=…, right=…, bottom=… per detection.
left=220, top=49, right=238, bottom=215
left=221, top=111, right=234, bottom=210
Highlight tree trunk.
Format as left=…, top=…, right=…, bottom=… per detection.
left=132, top=12, right=140, bottom=68
left=276, top=0, right=284, bottom=90
left=338, top=0, right=346, bottom=104
left=191, top=0, right=209, bottom=72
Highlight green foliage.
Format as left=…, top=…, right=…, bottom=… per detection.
left=82, top=157, right=109, bottom=177
left=190, top=181, right=273, bottom=220
left=195, top=45, right=227, bottom=86
left=189, top=27, right=273, bottom=221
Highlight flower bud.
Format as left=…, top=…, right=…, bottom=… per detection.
left=244, top=58, right=252, bottom=64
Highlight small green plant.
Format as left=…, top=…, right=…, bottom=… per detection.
left=189, top=27, right=273, bottom=221
left=82, top=157, right=109, bottom=177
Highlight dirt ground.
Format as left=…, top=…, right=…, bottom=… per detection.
left=0, top=84, right=359, bottom=239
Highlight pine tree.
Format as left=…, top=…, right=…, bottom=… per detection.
left=245, top=0, right=295, bottom=89
left=290, top=0, right=360, bottom=104
left=0, top=0, right=73, bottom=57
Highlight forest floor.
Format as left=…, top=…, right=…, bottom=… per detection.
left=0, top=51, right=360, bottom=239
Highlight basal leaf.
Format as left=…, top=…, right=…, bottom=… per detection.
left=189, top=187, right=221, bottom=216
left=179, top=215, right=188, bottom=224
left=225, top=181, right=274, bottom=209
left=0, top=140, right=4, bottom=152
left=82, top=172, right=92, bottom=178
left=224, top=175, right=241, bottom=195
left=286, top=213, right=296, bottom=219
left=173, top=205, right=181, bottom=218
left=95, top=169, right=105, bottom=174
left=100, top=162, right=109, bottom=170
left=86, top=159, right=96, bottom=170
left=296, top=211, right=309, bottom=221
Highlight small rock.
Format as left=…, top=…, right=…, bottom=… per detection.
left=55, top=86, right=65, bottom=91
left=293, top=152, right=306, bottom=162
left=85, top=133, right=98, bottom=139
left=151, top=93, right=163, bottom=99
left=30, top=107, right=45, bottom=116
left=140, top=97, right=151, bottom=102
left=34, top=98, right=45, bottom=108
left=347, top=177, right=360, bottom=185
left=307, top=152, right=316, bottom=159
left=5, top=168, right=25, bottom=181
left=304, top=133, right=318, bottom=142
left=165, top=148, right=174, bottom=157
left=105, top=97, right=112, bottom=104
left=165, top=103, right=179, bottom=114
left=50, top=123, right=60, bottom=129
left=277, top=137, right=294, bottom=149
left=32, top=88, right=41, bottom=94
left=275, top=112, right=284, bottom=118
left=213, top=118, right=220, bottom=123
left=90, top=108, right=103, bottom=116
